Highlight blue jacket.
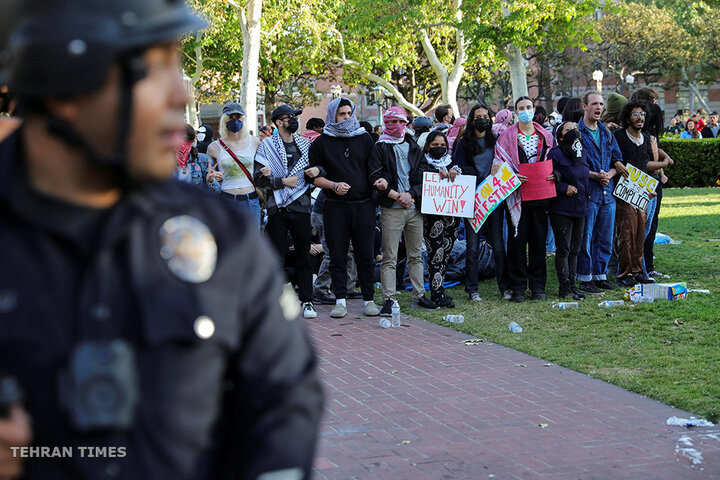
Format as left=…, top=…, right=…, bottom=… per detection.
left=578, top=118, right=624, bottom=204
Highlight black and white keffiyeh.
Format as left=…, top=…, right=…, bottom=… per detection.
left=255, top=133, right=311, bottom=208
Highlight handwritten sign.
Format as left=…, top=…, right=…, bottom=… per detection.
left=421, top=172, right=475, bottom=218
left=470, top=162, right=520, bottom=232
left=518, top=160, right=556, bottom=201
left=613, top=163, right=658, bottom=211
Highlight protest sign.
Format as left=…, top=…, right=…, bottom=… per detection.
left=421, top=172, right=475, bottom=218
left=613, top=163, right=658, bottom=211
left=518, top=160, right=556, bottom=201
left=470, top=162, right=520, bottom=232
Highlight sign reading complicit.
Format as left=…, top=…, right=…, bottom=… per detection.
left=613, top=163, right=658, bottom=211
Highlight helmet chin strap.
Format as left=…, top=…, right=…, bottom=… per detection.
left=44, top=52, right=146, bottom=189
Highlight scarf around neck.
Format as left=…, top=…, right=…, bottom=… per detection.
left=254, top=133, right=311, bottom=208
left=176, top=141, right=192, bottom=169
left=323, top=97, right=367, bottom=138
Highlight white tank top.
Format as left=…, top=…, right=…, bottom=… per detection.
left=215, top=140, right=255, bottom=190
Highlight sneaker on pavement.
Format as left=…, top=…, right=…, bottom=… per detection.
left=330, top=303, right=347, bottom=318
left=379, top=299, right=393, bottom=317
left=468, top=292, right=483, bottom=302
left=579, top=281, right=602, bottom=294
left=312, top=291, right=335, bottom=305
left=414, top=295, right=438, bottom=310
left=364, top=301, right=381, bottom=316
left=594, top=279, right=616, bottom=290
left=302, top=302, right=317, bottom=319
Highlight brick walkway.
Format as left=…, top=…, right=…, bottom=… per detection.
left=307, top=301, right=720, bottom=480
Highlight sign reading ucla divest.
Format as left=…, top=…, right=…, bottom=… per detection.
left=470, top=162, right=520, bottom=232
left=613, top=163, right=658, bottom=211
left=421, top=172, right=476, bottom=218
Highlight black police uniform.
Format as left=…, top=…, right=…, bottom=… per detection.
left=0, top=130, right=323, bottom=480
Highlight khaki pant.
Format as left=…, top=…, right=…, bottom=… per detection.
left=380, top=207, right=425, bottom=301
left=615, top=200, right=646, bottom=280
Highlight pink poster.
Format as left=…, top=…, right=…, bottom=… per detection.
left=518, top=161, right=556, bottom=202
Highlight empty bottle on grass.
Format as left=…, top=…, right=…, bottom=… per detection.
left=552, top=302, right=578, bottom=309
left=443, top=315, right=465, bottom=324
left=598, top=300, right=624, bottom=308
left=635, top=296, right=654, bottom=303
left=508, top=321, right=523, bottom=333
left=391, top=300, right=401, bottom=327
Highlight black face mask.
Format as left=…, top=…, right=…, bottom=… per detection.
left=428, top=146, right=447, bottom=159
left=474, top=118, right=491, bottom=131
left=560, top=129, right=583, bottom=160
left=286, top=117, right=299, bottom=133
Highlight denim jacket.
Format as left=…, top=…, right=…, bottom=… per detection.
left=578, top=118, right=624, bottom=204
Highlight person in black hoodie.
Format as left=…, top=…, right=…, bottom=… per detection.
left=307, top=97, right=381, bottom=319
left=548, top=122, right=590, bottom=300
left=196, top=123, right=214, bottom=154
left=451, top=104, right=509, bottom=301
left=368, top=106, right=436, bottom=315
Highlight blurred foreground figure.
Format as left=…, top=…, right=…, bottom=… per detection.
left=0, top=1, right=322, bottom=479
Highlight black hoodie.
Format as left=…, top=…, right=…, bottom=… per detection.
left=197, top=124, right=214, bottom=154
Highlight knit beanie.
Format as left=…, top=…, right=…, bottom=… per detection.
left=606, top=93, right=627, bottom=118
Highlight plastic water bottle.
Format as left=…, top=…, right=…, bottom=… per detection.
left=598, top=300, right=624, bottom=308
left=508, top=321, right=523, bottom=333
left=379, top=318, right=392, bottom=329
left=552, top=302, right=578, bottom=309
left=443, top=315, right=465, bottom=323
left=635, top=296, right=654, bottom=303
left=391, top=300, right=401, bottom=327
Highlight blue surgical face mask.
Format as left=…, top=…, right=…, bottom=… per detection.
left=518, top=109, right=534, bottom=124
left=227, top=118, right=243, bottom=133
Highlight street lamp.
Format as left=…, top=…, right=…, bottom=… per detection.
left=373, top=85, right=386, bottom=126
left=592, top=70, right=604, bottom=93
left=330, top=85, right=343, bottom=98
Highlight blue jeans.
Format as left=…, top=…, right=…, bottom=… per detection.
left=577, top=200, right=616, bottom=282
left=222, top=192, right=262, bottom=231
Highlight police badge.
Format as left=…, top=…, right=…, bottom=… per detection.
left=159, top=215, right=217, bottom=283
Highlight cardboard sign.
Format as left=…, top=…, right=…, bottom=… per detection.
left=421, top=172, right=476, bottom=218
left=518, top=160, right=556, bottom=201
left=613, top=163, right=658, bottom=211
left=470, top=162, right=520, bottom=232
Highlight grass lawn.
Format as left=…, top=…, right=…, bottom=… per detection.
left=395, top=187, right=720, bottom=422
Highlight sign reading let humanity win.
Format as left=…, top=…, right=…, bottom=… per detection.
left=470, top=162, right=520, bottom=232
left=420, top=172, right=476, bottom=218
left=613, top=163, right=658, bottom=211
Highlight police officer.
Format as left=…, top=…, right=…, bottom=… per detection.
left=0, top=1, right=323, bottom=479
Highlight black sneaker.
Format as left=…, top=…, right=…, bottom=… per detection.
left=510, top=291, right=526, bottom=303
left=312, top=291, right=335, bottom=305
left=530, top=292, right=547, bottom=301
left=594, top=279, right=616, bottom=290
left=380, top=299, right=393, bottom=317
left=434, top=294, right=455, bottom=308
left=347, top=290, right=363, bottom=299
left=570, top=286, right=587, bottom=299
left=634, top=274, right=656, bottom=284
left=414, top=295, right=438, bottom=310
left=579, top=281, right=602, bottom=294
left=617, top=276, right=636, bottom=287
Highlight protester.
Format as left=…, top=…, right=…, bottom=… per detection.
left=561, top=97, right=584, bottom=123
left=701, top=112, right=719, bottom=138
left=434, top=104, right=455, bottom=133
left=613, top=101, right=673, bottom=286
left=175, top=123, right=215, bottom=188
left=555, top=96, right=570, bottom=124
left=665, top=116, right=683, bottom=135
left=369, top=106, right=436, bottom=314
left=492, top=108, right=513, bottom=137
left=196, top=123, right=214, bottom=153
left=302, top=117, right=325, bottom=143
left=680, top=119, right=700, bottom=138
left=258, top=124, right=274, bottom=141
left=446, top=117, right=467, bottom=153
left=453, top=104, right=509, bottom=301
left=695, top=111, right=707, bottom=132
left=0, top=1, right=323, bottom=478
left=255, top=104, right=318, bottom=319
left=533, top=105, right=549, bottom=129
left=548, top=122, right=590, bottom=300
left=422, top=131, right=461, bottom=307
left=576, top=91, right=624, bottom=294
left=600, top=92, right=627, bottom=131
left=493, top=97, right=555, bottom=302
left=308, top=97, right=380, bottom=318
left=206, top=102, right=262, bottom=229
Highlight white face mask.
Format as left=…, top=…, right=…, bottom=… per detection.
left=197, top=127, right=206, bottom=142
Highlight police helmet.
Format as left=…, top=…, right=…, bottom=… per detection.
left=8, top=0, right=205, bottom=98
left=413, top=116, right=434, bottom=130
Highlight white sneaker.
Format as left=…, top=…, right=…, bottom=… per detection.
left=302, top=302, right=318, bottom=319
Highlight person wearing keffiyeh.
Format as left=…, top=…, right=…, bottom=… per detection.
left=254, top=104, right=318, bottom=320
left=369, top=106, right=436, bottom=315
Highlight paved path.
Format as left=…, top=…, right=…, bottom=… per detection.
left=307, top=301, right=720, bottom=479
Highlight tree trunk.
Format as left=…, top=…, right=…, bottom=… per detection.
left=239, top=0, right=262, bottom=134
left=504, top=43, right=528, bottom=101
left=264, top=88, right=275, bottom=127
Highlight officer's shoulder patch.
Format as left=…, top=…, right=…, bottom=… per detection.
left=159, top=215, right=217, bottom=283
left=279, top=283, right=301, bottom=321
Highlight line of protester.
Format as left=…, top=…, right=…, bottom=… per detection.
left=175, top=88, right=674, bottom=318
